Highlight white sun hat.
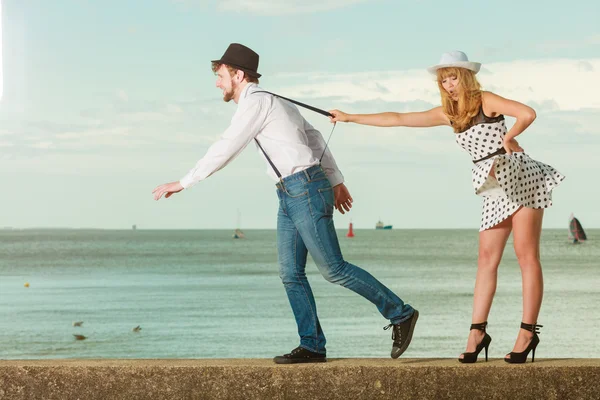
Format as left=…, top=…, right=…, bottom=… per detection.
left=427, top=51, right=481, bottom=75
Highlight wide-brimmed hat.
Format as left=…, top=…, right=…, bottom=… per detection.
left=212, top=43, right=261, bottom=78
left=427, top=51, right=481, bottom=75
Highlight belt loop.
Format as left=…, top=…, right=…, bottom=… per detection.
left=303, top=169, right=310, bottom=181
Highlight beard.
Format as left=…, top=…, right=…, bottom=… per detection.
left=222, top=80, right=239, bottom=102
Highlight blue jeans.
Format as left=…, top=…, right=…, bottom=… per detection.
left=276, top=165, right=414, bottom=354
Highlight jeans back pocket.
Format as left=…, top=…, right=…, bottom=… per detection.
left=317, top=187, right=334, bottom=216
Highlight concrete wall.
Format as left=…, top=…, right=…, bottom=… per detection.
left=1, top=359, right=599, bottom=400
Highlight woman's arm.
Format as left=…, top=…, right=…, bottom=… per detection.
left=482, top=91, right=536, bottom=142
left=329, top=107, right=450, bottom=128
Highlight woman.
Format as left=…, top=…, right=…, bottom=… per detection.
left=329, top=51, right=564, bottom=363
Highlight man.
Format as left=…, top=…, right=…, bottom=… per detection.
left=153, top=43, right=419, bottom=363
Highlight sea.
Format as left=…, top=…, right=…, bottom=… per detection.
left=1, top=229, right=598, bottom=359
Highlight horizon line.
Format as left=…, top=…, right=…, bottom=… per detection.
left=0, top=227, right=585, bottom=231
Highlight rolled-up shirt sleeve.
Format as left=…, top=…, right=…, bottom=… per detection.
left=304, top=121, right=344, bottom=187
left=179, top=96, right=268, bottom=189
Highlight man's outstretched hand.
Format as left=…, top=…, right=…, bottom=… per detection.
left=153, top=181, right=184, bottom=200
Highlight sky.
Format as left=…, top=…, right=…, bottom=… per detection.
left=0, top=0, right=599, bottom=230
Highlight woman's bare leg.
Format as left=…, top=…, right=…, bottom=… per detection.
left=505, top=207, right=544, bottom=360
left=459, top=216, right=512, bottom=359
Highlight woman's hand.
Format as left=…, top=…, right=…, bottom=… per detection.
left=328, top=109, right=350, bottom=123
left=503, top=137, right=524, bottom=155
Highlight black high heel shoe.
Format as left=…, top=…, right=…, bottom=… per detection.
left=504, top=322, right=542, bottom=364
left=458, top=321, right=492, bottom=363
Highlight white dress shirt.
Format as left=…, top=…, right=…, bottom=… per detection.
left=179, top=83, right=344, bottom=189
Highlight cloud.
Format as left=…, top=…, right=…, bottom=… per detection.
left=21, top=56, right=594, bottom=163
left=0, top=93, right=228, bottom=159
left=6, top=57, right=599, bottom=187
left=269, top=58, right=600, bottom=112
left=538, top=34, right=600, bottom=53
left=117, top=89, right=129, bottom=102
left=30, top=141, right=54, bottom=149
left=577, top=61, right=594, bottom=72
left=171, top=0, right=370, bottom=15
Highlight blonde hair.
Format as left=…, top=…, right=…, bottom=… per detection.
left=436, top=67, right=482, bottom=132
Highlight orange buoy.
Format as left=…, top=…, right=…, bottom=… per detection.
left=346, top=222, right=355, bottom=238
left=24, top=282, right=30, bottom=288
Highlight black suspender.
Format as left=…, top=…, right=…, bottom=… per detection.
left=254, top=136, right=283, bottom=179
left=252, top=90, right=336, bottom=179
left=254, top=91, right=333, bottom=118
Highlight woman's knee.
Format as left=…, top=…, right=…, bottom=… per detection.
left=477, top=248, right=501, bottom=271
left=513, top=246, right=540, bottom=268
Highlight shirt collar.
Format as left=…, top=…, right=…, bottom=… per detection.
left=238, top=82, right=259, bottom=106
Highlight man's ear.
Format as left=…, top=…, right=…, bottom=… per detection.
left=236, top=69, right=245, bottom=83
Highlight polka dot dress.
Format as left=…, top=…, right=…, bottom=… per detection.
left=456, top=111, right=565, bottom=231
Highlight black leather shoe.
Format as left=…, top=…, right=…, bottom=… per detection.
left=384, top=309, right=419, bottom=359
left=273, top=346, right=327, bottom=364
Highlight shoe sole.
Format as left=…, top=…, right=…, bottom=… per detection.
left=391, top=310, right=419, bottom=359
left=273, top=357, right=327, bottom=364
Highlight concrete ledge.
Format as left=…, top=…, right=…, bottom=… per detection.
left=1, top=359, right=599, bottom=400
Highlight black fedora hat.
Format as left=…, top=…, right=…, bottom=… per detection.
left=212, top=43, right=261, bottom=78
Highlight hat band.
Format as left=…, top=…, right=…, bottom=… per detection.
left=214, top=59, right=260, bottom=77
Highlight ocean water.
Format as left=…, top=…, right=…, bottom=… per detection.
left=0, top=229, right=598, bottom=359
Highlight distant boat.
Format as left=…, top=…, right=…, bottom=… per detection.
left=375, top=220, right=392, bottom=230
left=346, top=221, right=355, bottom=238
left=569, top=213, right=587, bottom=244
left=233, top=209, right=245, bottom=239
left=132, top=224, right=137, bottom=231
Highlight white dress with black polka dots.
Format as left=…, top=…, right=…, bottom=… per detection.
left=455, top=110, right=565, bottom=231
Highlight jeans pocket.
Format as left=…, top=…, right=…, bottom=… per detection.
left=284, top=183, right=308, bottom=198
left=275, top=188, right=284, bottom=213
left=317, top=187, right=334, bottom=216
